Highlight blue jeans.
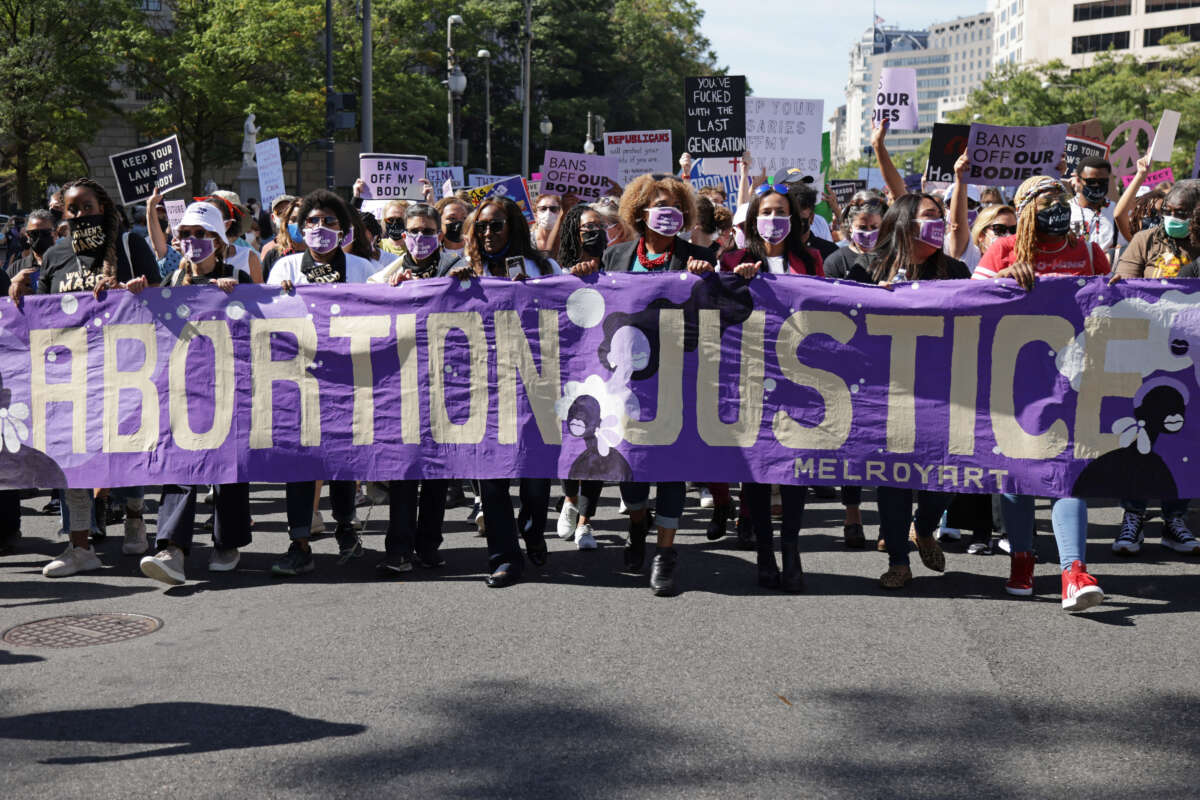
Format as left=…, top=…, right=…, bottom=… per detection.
left=619, top=482, right=685, bottom=530
left=877, top=487, right=955, bottom=567
left=1121, top=498, right=1190, bottom=518
left=60, top=486, right=144, bottom=533
left=1000, top=495, right=1087, bottom=571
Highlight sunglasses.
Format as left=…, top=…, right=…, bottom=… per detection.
left=987, top=223, right=1017, bottom=236
left=537, top=205, right=561, bottom=213
left=755, top=183, right=788, bottom=196
left=406, top=226, right=438, bottom=236
left=305, top=215, right=339, bottom=228
left=476, top=220, right=507, bottom=234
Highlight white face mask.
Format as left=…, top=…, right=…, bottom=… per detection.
left=536, top=209, right=559, bottom=229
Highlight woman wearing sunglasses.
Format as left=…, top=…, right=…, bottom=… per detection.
left=972, top=175, right=1110, bottom=611
left=266, top=189, right=374, bottom=577
left=601, top=173, right=715, bottom=596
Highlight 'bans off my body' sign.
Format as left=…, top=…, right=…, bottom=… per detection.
left=1, top=275, right=1197, bottom=501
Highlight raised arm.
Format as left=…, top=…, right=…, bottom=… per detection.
left=871, top=120, right=907, bottom=202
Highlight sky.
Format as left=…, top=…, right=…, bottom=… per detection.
left=695, top=0, right=987, bottom=131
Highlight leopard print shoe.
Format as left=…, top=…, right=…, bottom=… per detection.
left=880, top=564, right=913, bottom=589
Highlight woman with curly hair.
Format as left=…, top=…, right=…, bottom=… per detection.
left=9, top=177, right=160, bottom=578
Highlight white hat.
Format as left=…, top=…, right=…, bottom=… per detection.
left=179, top=202, right=229, bottom=244
left=733, top=202, right=749, bottom=226
left=944, top=183, right=982, bottom=204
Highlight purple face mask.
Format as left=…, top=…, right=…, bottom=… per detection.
left=304, top=225, right=341, bottom=254
left=755, top=215, right=791, bottom=244
left=734, top=227, right=747, bottom=249
left=850, top=228, right=879, bottom=251
left=404, top=232, right=439, bottom=261
left=180, top=236, right=215, bottom=263
left=645, top=206, right=684, bottom=237
left=915, top=218, right=945, bottom=248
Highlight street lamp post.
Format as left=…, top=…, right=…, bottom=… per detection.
left=539, top=115, right=553, bottom=167
left=521, top=0, right=532, bottom=177
left=583, top=111, right=595, bottom=154
left=361, top=0, right=373, bottom=152
left=478, top=49, right=492, bottom=175
left=446, top=14, right=465, bottom=167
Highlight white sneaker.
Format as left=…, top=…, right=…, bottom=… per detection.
left=122, top=517, right=148, bottom=555
left=618, top=499, right=628, bottom=515
left=699, top=487, right=714, bottom=509
left=557, top=499, right=580, bottom=539
left=936, top=526, right=962, bottom=542
left=475, top=508, right=487, bottom=535
left=575, top=523, right=598, bottom=550
left=996, top=536, right=1012, bottom=554
left=201, top=487, right=214, bottom=504
left=43, top=545, right=102, bottom=578
left=311, top=510, right=326, bottom=535
left=350, top=514, right=363, bottom=531
left=140, top=546, right=186, bottom=585
left=208, top=548, right=240, bottom=572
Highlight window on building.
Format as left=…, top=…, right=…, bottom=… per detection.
left=1145, top=22, right=1200, bottom=45
left=139, top=0, right=162, bottom=9
left=1146, top=0, right=1200, bottom=11
left=1072, top=1, right=1131, bottom=21
left=1071, top=30, right=1130, bottom=53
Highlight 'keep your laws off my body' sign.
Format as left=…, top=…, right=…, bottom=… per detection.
left=4, top=273, right=1200, bottom=505
left=108, top=135, right=187, bottom=206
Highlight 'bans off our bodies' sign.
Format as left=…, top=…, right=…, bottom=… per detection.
left=3, top=275, right=1200, bottom=503
left=108, top=135, right=187, bottom=206
left=966, top=123, right=1068, bottom=187
left=359, top=153, right=426, bottom=201
left=685, top=75, right=746, bottom=158
left=541, top=150, right=620, bottom=201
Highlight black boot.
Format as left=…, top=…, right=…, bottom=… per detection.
left=735, top=512, right=755, bottom=550
left=623, top=516, right=649, bottom=573
left=757, top=545, right=781, bottom=589
left=650, top=546, right=678, bottom=596
left=706, top=501, right=731, bottom=541
left=781, top=540, right=805, bottom=593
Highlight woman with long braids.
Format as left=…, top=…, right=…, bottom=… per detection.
left=9, top=177, right=160, bottom=578
left=974, top=175, right=1110, bottom=611
left=869, top=192, right=969, bottom=590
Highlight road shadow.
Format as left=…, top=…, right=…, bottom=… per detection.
left=0, top=578, right=158, bottom=609
left=0, top=702, right=366, bottom=764
left=0, top=649, right=45, bottom=665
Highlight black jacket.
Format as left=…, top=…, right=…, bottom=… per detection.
left=601, top=236, right=717, bottom=272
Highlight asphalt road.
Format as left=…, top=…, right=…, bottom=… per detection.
left=2, top=484, right=1199, bottom=799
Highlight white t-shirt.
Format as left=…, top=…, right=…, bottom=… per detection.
left=810, top=214, right=832, bottom=242
left=267, top=252, right=375, bottom=285
left=227, top=245, right=253, bottom=277
left=1069, top=198, right=1120, bottom=252
left=765, top=255, right=787, bottom=274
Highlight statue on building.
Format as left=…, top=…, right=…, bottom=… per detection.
left=242, top=113, right=260, bottom=167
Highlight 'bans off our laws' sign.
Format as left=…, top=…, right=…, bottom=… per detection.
left=2, top=275, right=1199, bottom=501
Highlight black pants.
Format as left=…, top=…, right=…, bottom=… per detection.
left=946, top=493, right=992, bottom=541
left=285, top=480, right=355, bottom=540
left=516, top=478, right=552, bottom=543
left=0, top=489, right=20, bottom=535
left=841, top=485, right=862, bottom=507
left=562, top=480, right=603, bottom=518
left=386, top=479, right=448, bottom=559
left=743, top=483, right=808, bottom=547
left=477, top=479, right=525, bottom=572
left=157, top=484, right=252, bottom=555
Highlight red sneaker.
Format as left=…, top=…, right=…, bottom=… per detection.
left=1005, top=551, right=1034, bottom=596
left=1061, top=560, right=1104, bottom=611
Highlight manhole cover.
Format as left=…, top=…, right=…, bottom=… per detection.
left=2, top=613, right=163, bottom=648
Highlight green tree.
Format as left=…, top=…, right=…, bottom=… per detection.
left=117, top=0, right=327, bottom=193
left=0, top=0, right=137, bottom=208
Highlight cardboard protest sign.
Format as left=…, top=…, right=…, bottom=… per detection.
left=925, top=123, right=970, bottom=183
left=163, top=200, right=186, bottom=235
left=526, top=180, right=542, bottom=197
left=829, top=180, right=866, bottom=208
left=1063, top=136, right=1110, bottom=177
left=359, top=153, right=426, bottom=201
left=108, top=134, right=187, bottom=205
left=873, top=69, right=918, bottom=131
left=254, top=138, right=286, bottom=206
left=965, top=123, right=1068, bottom=187
left=1105, top=119, right=1155, bottom=179
left=1122, top=167, right=1174, bottom=189
left=603, top=130, right=673, bottom=187
left=427, top=166, right=463, bottom=189
left=744, top=97, right=824, bottom=180
left=540, top=150, right=620, bottom=201
left=684, top=75, right=746, bottom=158
left=464, top=176, right=534, bottom=222
left=689, top=157, right=740, bottom=199
left=1067, top=119, right=1105, bottom=142
left=1150, top=110, right=1181, bottom=163
left=469, top=174, right=505, bottom=187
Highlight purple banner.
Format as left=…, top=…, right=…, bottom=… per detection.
left=2, top=274, right=1199, bottom=499
left=966, top=123, right=1068, bottom=187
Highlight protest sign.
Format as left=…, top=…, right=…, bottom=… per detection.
left=603, top=130, right=672, bottom=187
left=108, top=134, right=187, bottom=205
left=540, top=150, right=620, bottom=201
left=427, top=166, right=463, bottom=189
left=857, top=167, right=886, bottom=191
left=1067, top=119, right=1105, bottom=142
left=359, top=153, right=426, bottom=201
left=469, top=174, right=505, bottom=187
left=1150, top=110, right=1181, bottom=163
left=254, top=138, right=286, bottom=206
left=903, top=173, right=923, bottom=193
left=464, top=176, right=534, bottom=221
left=924, top=123, right=970, bottom=183
left=690, top=157, right=740, bottom=198
left=163, top=200, right=186, bottom=235
left=829, top=180, right=866, bottom=208
left=965, top=123, right=1067, bottom=187
left=1106, top=119, right=1155, bottom=179
left=1194, top=140, right=1200, bottom=180
left=1063, top=136, right=1110, bottom=177
left=526, top=180, right=542, bottom=197
left=1122, top=167, right=1174, bottom=189
left=684, top=75, right=746, bottom=157
left=6, top=275, right=1200, bottom=501
left=873, top=69, right=918, bottom=130
left=743, top=98, right=824, bottom=180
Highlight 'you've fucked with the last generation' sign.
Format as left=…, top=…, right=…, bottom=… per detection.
left=685, top=76, right=746, bottom=158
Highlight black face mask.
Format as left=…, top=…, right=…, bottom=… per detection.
left=385, top=220, right=406, bottom=240
left=50, top=208, right=63, bottom=226
left=67, top=214, right=107, bottom=255
left=1035, top=203, right=1072, bottom=236
left=581, top=229, right=607, bottom=259
left=1142, top=214, right=1162, bottom=231
left=27, top=229, right=54, bottom=256
left=1081, top=182, right=1108, bottom=205
left=444, top=220, right=464, bottom=243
